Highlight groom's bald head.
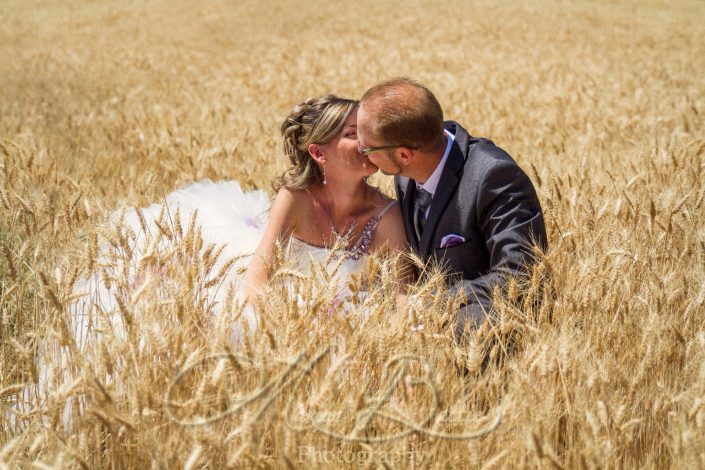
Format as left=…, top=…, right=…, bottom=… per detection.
left=359, top=77, right=445, bottom=151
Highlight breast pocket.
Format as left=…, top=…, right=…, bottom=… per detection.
left=433, top=239, right=474, bottom=280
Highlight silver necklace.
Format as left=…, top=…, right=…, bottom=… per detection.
left=319, top=187, right=357, bottom=242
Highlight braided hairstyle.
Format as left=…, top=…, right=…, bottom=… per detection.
left=273, top=95, right=358, bottom=192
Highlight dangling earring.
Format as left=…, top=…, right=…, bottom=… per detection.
left=322, top=165, right=328, bottom=185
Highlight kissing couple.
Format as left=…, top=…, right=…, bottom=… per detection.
left=230, top=76, right=546, bottom=342
left=5, top=77, right=548, bottom=433
left=84, top=77, right=549, bottom=347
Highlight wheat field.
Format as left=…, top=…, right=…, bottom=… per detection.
left=1, top=0, right=704, bottom=468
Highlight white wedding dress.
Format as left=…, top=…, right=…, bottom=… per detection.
left=73, top=179, right=395, bottom=343
left=5, top=179, right=396, bottom=432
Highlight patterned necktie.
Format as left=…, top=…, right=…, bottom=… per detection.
left=413, top=187, right=433, bottom=242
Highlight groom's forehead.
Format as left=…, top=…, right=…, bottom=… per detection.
left=357, top=102, right=373, bottom=120
left=356, top=106, right=376, bottom=135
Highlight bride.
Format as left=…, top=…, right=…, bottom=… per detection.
left=88, top=94, right=411, bottom=344
left=4, top=95, right=413, bottom=432
left=244, top=96, right=409, bottom=305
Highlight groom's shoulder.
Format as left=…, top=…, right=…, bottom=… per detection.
left=449, top=121, right=519, bottom=169
left=471, top=138, right=516, bottom=166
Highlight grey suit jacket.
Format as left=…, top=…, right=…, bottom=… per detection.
left=395, top=121, right=548, bottom=339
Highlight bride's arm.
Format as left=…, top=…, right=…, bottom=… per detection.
left=372, top=204, right=417, bottom=325
left=243, top=188, right=297, bottom=306
left=372, top=203, right=416, bottom=292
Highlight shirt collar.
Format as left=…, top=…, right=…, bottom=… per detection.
left=417, top=129, right=455, bottom=197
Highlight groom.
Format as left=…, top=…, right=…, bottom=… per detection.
left=357, top=78, right=548, bottom=342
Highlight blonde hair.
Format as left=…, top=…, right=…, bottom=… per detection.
left=273, top=95, right=358, bottom=192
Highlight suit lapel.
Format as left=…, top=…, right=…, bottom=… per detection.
left=419, top=126, right=468, bottom=255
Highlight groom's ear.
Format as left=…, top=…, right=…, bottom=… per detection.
left=398, top=147, right=414, bottom=166
left=308, top=143, right=326, bottom=163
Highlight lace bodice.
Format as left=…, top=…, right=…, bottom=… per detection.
left=285, top=200, right=397, bottom=283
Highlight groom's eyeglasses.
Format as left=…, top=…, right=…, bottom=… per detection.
left=358, top=144, right=417, bottom=156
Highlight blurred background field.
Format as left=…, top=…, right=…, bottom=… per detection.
left=1, top=0, right=704, bottom=467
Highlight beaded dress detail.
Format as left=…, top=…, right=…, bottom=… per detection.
left=284, top=199, right=397, bottom=321
left=287, top=200, right=396, bottom=266
left=347, top=201, right=396, bottom=260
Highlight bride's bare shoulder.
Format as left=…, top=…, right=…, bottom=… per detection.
left=273, top=187, right=312, bottom=204
left=372, top=200, right=406, bottom=251
left=271, top=186, right=317, bottom=219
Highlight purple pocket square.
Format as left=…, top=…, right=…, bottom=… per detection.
left=439, top=234, right=466, bottom=248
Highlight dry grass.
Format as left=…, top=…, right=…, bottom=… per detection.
left=1, top=0, right=704, bottom=467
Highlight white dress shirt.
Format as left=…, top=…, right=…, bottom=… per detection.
left=416, top=129, right=455, bottom=218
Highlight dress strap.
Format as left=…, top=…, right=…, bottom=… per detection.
left=374, top=200, right=397, bottom=222
left=350, top=200, right=397, bottom=256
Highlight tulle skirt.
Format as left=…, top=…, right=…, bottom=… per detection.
left=72, top=179, right=271, bottom=347
left=5, top=180, right=271, bottom=433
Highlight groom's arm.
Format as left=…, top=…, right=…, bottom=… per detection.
left=451, top=159, right=547, bottom=340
